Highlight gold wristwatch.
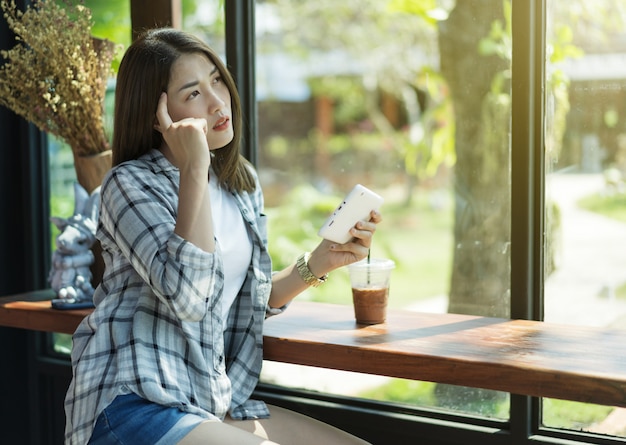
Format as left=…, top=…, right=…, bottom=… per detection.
left=296, top=252, right=328, bottom=287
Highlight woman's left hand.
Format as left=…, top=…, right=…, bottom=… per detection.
left=307, top=210, right=383, bottom=278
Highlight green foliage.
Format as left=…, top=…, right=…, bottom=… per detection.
left=308, top=76, right=368, bottom=130
left=476, top=0, right=578, bottom=166
left=359, top=381, right=615, bottom=428
left=478, top=0, right=512, bottom=61
left=616, top=282, right=626, bottom=300
left=325, top=131, right=382, bottom=154
left=183, top=0, right=224, bottom=40
left=265, top=184, right=356, bottom=305
left=360, top=379, right=438, bottom=406
left=53, top=0, right=130, bottom=71
left=53, top=333, right=73, bottom=355
left=262, top=129, right=408, bottom=183
left=266, top=184, right=339, bottom=272
left=544, top=20, right=581, bottom=164
left=549, top=25, right=584, bottom=64
left=403, top=68, right=456, bottom=179
left=270, top=0, right=453, bottom=189
left=50, top=192, right=74, bottom=250
left=81, top=0, right=131, bottom=47
left=56, top=0, right=205, bottom=71
left=359, top=379, right=509, bottom=419
left=543, top=399, right=613, bottom=430
left=387, top=0, right=450, bottom=24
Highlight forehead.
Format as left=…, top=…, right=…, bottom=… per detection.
left=169, top=52, right=217, bottom=82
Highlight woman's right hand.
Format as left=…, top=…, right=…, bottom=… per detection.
left=154, top=92, right=216, bottom=252
left=154, top=92, right=211, bottom=172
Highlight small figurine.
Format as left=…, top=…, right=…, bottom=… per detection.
left=49, top=182, right=100, bottom=309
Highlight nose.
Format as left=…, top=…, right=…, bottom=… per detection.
left=208, top=90, right=226, bottom=115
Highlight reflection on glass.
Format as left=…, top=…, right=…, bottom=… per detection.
left=544, top=0, right=626, bottom=437
left=183, top=0, right=225, bottom=54
left=257, top=0, right=511, bottom=421
left=49, top=0, right=132, bottom=355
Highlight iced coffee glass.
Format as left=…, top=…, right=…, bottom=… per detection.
left=347, top=258, right=395, bottom=325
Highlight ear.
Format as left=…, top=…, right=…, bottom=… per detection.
left=73, top=182, right=90, bottom=216
left=84, top=186, right=101, bottom=222
left=50, top=216, right=67, bottom=230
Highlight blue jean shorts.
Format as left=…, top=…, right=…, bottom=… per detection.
left=88, top=393, right=206, bottom=445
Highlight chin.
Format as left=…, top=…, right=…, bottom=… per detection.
left=210, top=142, right=232, bottom=154
left=209, top=133, right=234, bottom=151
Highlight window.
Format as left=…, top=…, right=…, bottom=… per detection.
left=38, top=0, right=626, bottom=442
left=543, top=0, right=626, bottom=437
left=183, top=0, right=225, bottom=52
left=254, top=0, right=626, bottom=439
left=256, top=0, right=511, bottom=421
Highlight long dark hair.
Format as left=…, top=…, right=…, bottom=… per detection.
left=112, top=28, right=255, bottom=192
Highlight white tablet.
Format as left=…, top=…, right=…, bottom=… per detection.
left=317, top=184, right=384, bottom=244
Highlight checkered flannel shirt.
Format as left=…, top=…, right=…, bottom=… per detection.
left=64, top=150, right=274, bottom=444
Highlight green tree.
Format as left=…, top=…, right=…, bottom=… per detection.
left=438, top=0, right=511, bottom=318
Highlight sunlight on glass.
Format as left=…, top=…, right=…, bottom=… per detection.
left=543, top=0, right=626, bottom=437
left=257, top=0, right=512, bottom=421
left=49, top=0, right=130, bottom=355
left=183, top=0, right=225, bottom=54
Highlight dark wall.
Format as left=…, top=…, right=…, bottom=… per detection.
left=0, top=2, right=54, bottom=442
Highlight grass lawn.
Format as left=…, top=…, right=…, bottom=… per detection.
left=578, top=192, right=626, bottom=224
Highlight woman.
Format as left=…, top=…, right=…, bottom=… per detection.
left=64, top=28, right=381, bottom=445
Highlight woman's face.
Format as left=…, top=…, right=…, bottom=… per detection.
left=165, top=52, right=233, bottom=150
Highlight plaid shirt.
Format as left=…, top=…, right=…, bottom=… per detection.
left=64, top=150, right=274, bottom=444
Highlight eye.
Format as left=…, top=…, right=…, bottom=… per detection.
left=188, top=90, right=200, bottom=100
left=212, top=75, right=223, bottom=85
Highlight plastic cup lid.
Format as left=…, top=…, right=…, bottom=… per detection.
left=347, top=258, right=395, bottom=271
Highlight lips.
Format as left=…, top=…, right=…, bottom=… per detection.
left=213, top=117, right=230, bottom=131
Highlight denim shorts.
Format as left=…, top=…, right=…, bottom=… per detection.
left=88, top=393, right=206, bottom=445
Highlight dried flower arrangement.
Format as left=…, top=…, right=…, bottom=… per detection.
left=0, top=0, right=116, bottom=192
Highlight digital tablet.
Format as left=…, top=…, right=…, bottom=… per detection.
left=317, top=184, right=384, bottom=244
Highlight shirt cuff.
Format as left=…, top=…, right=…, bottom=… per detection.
left=266, top=302, right=289, bottom=318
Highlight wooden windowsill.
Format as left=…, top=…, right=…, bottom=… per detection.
left=1, top=290, right=625, bottom=409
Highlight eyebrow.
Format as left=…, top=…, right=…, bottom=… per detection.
left=177, top=66, right=219, bottom=93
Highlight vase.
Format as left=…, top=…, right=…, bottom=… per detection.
left=72, top=149, right=112, bottom=195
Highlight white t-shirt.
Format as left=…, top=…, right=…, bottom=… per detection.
left=208, top=170, right=252, bottom=322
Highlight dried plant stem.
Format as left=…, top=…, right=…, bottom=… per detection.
left=0, top=0, right=116, bottom=156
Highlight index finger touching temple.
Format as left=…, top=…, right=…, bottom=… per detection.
left=155, top=92, right=173, bottom=132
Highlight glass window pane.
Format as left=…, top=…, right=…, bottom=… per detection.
left=257, top=0, right=511, bottom=420
left=183, top=0, right=225, bottom=53
left=544, top=0, right=626, bottom=437
left=49, top=0, right=131, bottom=354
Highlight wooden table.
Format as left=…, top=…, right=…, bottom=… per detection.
left=1, top=290, right=625, bottom=408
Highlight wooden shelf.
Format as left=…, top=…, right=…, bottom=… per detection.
left=1, top=290, right=625, bottom=409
